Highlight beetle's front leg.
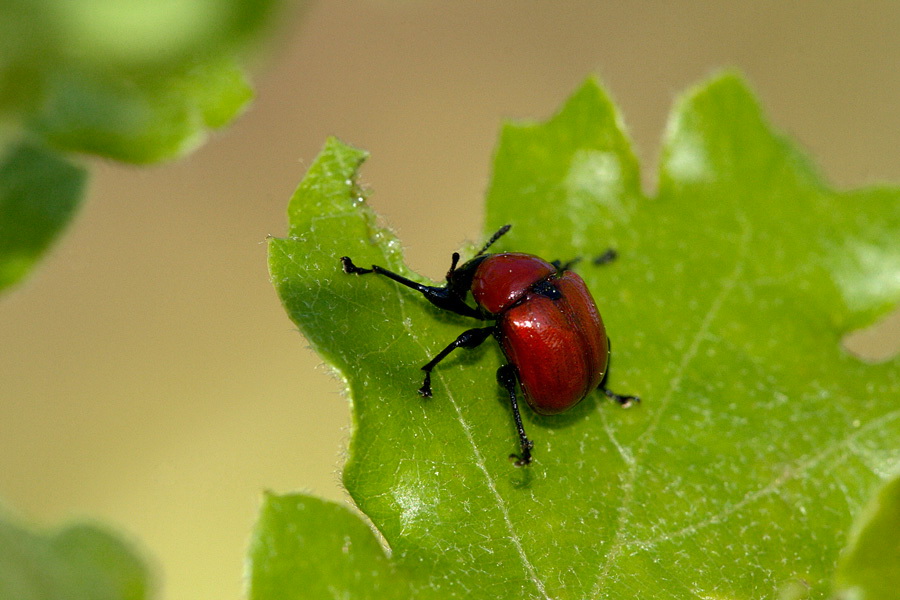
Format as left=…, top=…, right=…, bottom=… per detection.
left=340, top=257, right=483, bottom=319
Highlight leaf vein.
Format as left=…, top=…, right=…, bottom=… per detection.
left=402, top=295, right=552, bottom=599
left=626, top=409, right=900, bottom=549
left=590, top=217, right=752, bottom=598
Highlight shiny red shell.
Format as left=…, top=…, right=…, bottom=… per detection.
left=471, top=253, right=556, bottom=314
left=471, top=253, right=609, bottom=415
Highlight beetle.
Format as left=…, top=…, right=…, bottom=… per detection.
left=340, top=224, right=637, bottom=466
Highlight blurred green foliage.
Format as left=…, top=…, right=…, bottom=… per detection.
left=834, top=472, right=900, bottom=600
left=0, top=514, right=150, bottom=600
left=0, top=0, right=285, bottom=292
left=0, top=141, right=84, bottom=289
left=0, top=1, right=289, bottom=595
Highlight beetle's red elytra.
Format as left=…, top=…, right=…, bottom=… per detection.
left=340, top=224, right=637, bottom=466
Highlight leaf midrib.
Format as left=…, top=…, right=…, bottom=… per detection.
left=395, top=269, right=553, bottom=599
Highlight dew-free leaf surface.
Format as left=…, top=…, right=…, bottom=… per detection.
left=0, top=0, right=285, bottom=291
left=0, top=141, right=84, bottom=292
left=0, top=515, right=150, bottom=600
left=833, top=472, right=900, bottom=600
left=260, top=74, right=900, bottom=599
left=1, top=0, right=281, bottom=163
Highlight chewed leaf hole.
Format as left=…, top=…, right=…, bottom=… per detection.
left=843, top=306, right=900, bottom=363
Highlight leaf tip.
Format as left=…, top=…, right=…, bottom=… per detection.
left=672, top=68, right=762, bottom=123
left=285, top=137, right=371, bottom=234
left=321, top=136, right=369, bottom=164
left=555, top=74, right=620, bottom=122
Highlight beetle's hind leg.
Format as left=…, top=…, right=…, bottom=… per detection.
left=599, top=337, right=640, bottom=407
left=497, top=364, right=534, bottom=466
left=419, top=326, right=494, bottom=397
left=600, top=385, right=639, bottom=407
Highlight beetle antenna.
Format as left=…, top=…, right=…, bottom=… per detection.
left=445, top=252, right=461, bottom=280
left=476, top=224, right=512, bottom=256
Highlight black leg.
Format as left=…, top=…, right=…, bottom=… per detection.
left=601, top=385, right=639, bottom=407
left=419, top=327, right=494, bottom=397
left=340, top=226, right=511, bottom=318
left=592, top=248, right=618, bottom=266
left=497, top=364, right=534, bottom=466
left=599, top=336, right=639, bottom=407
left=340, top=256, right=483, bottom=320
left=552, top=248, right=617, bottom=272
left=552, top=257, right=582, bottom=272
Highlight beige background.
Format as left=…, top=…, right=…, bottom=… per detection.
left=1, top=2, right=898, bottom=599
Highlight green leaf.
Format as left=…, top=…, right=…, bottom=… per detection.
left=0, top=0, right=281, bottom=289
left=31, top=58, right=253, bottom=163
left=0, top=0, right=281, bottom=163
left=265, top=74, right=900, bottom=598
left=247, top=493, right=410, bottom=600
left=0, top=513, right=150, bottom=600
left=833, top=473, right=900, bottom=600
left=0, top=140, right=85, bottom=292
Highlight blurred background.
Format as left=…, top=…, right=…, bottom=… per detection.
left=1, top=2, right=898, bottom=598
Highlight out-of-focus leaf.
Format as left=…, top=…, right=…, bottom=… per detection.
left=833, top=472, right=900, bottom=600
left=0, top=0, right=285, bottom=163
left=31, top=59, right=252, bottom=163
left=0, top=140, right=84, bottom=292
left=0, top=513, right=150, bottom=600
